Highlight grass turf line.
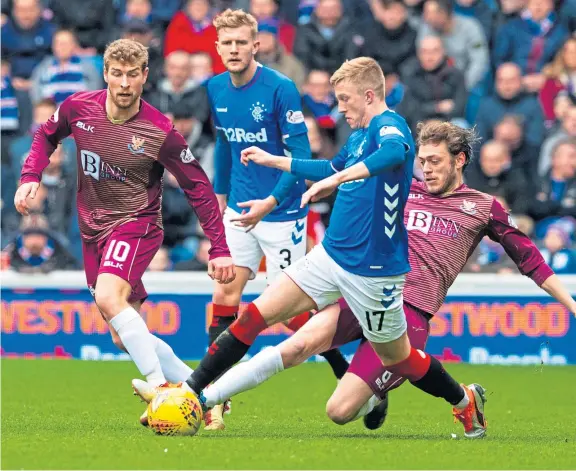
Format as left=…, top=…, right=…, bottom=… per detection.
left=2, top=360, right=575, bottom=469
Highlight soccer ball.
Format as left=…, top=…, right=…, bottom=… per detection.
left=147, top=388, right=203, bottom=436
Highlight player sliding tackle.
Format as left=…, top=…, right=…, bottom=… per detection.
left=186, top=122, right=576, bottom=437
left=139, top=57, right=492, bottom=436
left=15, top=39, right=235, bottom=392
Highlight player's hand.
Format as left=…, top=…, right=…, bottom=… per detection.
left=240, top=146, right=275, bottom=167
left=216, top=194, right=228, bottom=215
left=208, top=256, right=236, bottom=284
left=300, top=176, right=339, bottom=207
left=14, top=182, right=40, bottom=216
left=230, top=196, right=277, bottom=232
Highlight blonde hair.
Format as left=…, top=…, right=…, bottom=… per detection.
left=213, top=8, right=258, bottom=39
left=104, top=39, right=148, bottom=71
left=330, top=57, right=385, bottom=100
left=543, top=37, right=576, bottom=81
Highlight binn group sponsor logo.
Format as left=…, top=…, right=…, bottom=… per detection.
left=81, top=150, right=128, bottom=182
left=406, top=209, right=460, bottom=239
left=218, top=127, right=268, bottom=143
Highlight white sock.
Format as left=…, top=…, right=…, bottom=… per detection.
left=204, top=346, right=284, bottom=408
left=109, top=307, right=166, bottom=387
left=454, top=386, right=470, bottom=410
left=154, top=336, right=194, bottom=383
left=351, top=395, right=380, bottom=422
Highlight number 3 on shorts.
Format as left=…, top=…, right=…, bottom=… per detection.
left=279, top=248, right=292, bottom=269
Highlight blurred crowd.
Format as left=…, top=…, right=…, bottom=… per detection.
left=1, top=0, right=575, bottom=275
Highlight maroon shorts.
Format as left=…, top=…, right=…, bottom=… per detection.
left=82, top=220, right=163, bottom=304
left=329, top=299, right=431, bottom=400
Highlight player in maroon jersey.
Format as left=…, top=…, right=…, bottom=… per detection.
left=14, top=39, right=236, bottom=392
left=175, top=121, right=576, bottom=438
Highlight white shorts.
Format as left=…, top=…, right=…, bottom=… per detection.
left=284, top=244, right=406, bottom=343
left=224, top=208, right=307, bottom=283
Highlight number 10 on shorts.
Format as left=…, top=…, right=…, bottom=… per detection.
left=103, top=240, right=131, bottom=269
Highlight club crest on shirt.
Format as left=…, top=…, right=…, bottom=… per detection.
left=128, top=135, right=145, bottom=154
left=460, top=200, right=477, bottom=215
left=180, top=148, right=195, bottom=163
left=250, top=102, right=266, bottom=122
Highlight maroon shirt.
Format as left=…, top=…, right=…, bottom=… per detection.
left=20, top=90, right=230, bottom=259
left=404, top=181, right=554, bottom=315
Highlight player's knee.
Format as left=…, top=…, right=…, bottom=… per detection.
left=279, top=336, right=312, bottom=368
left=325, top=397, right=355, bottom=426
left=94, top=289, right=123, bottom=318
left=213, top=282, right=242, bottom=306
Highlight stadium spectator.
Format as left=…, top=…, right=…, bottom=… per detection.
left=49, top=0, right=115, bottom=55
left=1, top=58, right=20, bottom=163
left=249, top=0, right=296, bottom=52
left=475, top=62, right=545, bottom=149
left=418, top=0, right=489, bottom=90
left=161, top=170, right=200, bottom=261
left=453, top=0, right=495, bottom=45
left=399, top=36, right=467, bottom=131
left=1, top=0, right=54, bottom=86
left=293, top=0, right=362, bottom=74
left=190, top=52, right=214, bottom=84
left=539, top=222, right=576, bottom=273
left=492, top=0, right=525, bottom=42
left=115, top=0, right=181, bottom=29
left=302, top=69, right=339, bottom=129
left=529, top=138, right=576, bottom=221
left=11, top=143, right=76, bottom=239
left=171, top=103, right=216, bottom=181
left=6, top=215, right=79, bottom=273
left=122, top=19, right=164, bottom=94
left=255, top=18, right=306, bottom=91
left=120, top=0, right=153, bottom=26
left=465, top=140, right=530, bottom=214
left=30, top=30, right=101, bottom=105
left=382, top=64, right=405, bottom=110
left=174, top=237, right=211, bottom=271
left=360, top=0, right=418, bottom=78
left=492, top=114, right=540, bottom=179
left=147, top=51, right=211, bottom=131
left=403, top=0, right=426, bottom=28
left=164, top=0, right=226, bottom=74
left=540, top=37, right=576, bottom=125
left=547, top=92, right=576, bottom=134
left=556, top=0, right=576, bottom=32
left=148, top=246, right=173, bottom=271
left=539, top=105, right=576, bottom=174
left=9, top=98, right=75, bottom=173
left=493, top=0, right=569, bottom=86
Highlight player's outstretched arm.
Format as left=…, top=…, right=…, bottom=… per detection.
left=540, top=275, right=576, bottom=317
left=17, top=98, right=73, bottom=214
left=487, top=199, right=576, bottom=316
left=159, top=129, right=235, bottom=284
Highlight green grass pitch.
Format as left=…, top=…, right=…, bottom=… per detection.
left=2, top=360, right=575, bottom=470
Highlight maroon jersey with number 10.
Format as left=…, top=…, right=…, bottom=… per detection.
left=20, top=90, right=230, bottom=259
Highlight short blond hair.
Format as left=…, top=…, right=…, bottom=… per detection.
left=104, top=39, right=148, bottom=71
left=330, top=57, right=385, bottom=100
left=213, top=8, right=258, bottom=39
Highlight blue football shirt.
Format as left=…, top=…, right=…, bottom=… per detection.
left=322, top=110, right=415, bottom=276
left=207, top=65, right=308, bottom=222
